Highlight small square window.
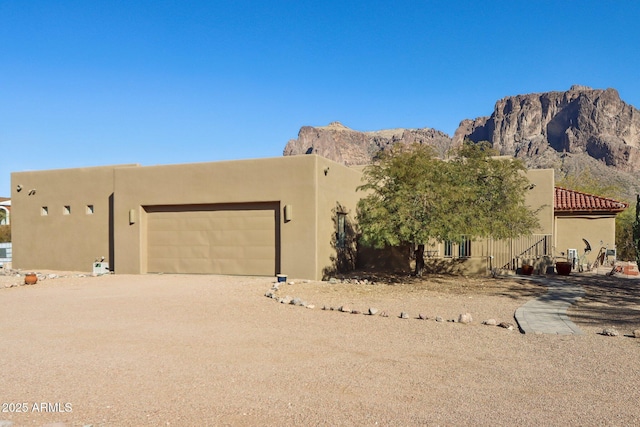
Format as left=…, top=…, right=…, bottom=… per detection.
left=41, top=206, right=48, bottom=216
left=86, top=205, right=94, bottom=214
left=63, top=205, right=71, bottom=215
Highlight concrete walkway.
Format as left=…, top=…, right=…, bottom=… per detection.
left=515, top=277, right=585, bottom=335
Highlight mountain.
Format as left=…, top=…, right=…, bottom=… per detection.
left=283, top=121, right=452, bottom=165
left=283, top=86, right=640, bottom=200
left=454, top=85, right=640, bottom=173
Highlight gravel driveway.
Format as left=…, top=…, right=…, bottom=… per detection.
left=0, top=272, right=638, bottom=426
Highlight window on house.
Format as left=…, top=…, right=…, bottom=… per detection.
left=337, top=213, right=347, bottom=248
left=41, top=206, right=48, bottom=216
left=444, top=240, right=453, bottom=257
left=63, top=205, right=71, bottom=215
left=86, top=205, right=94, bottom=215
left=458, top=236, right=472, bottom=258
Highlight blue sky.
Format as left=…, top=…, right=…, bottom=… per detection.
left=2, top=1, right=639, bottom=196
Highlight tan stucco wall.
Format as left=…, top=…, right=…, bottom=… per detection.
left=10, top=165, right=137, bottom=271
left=555, top=214, right=617, bottom=264
left=112, top=155, right=360, bottom=280
left=316, top=156, right=364, bottom=279
left=525, top=169, right=554, bottom=235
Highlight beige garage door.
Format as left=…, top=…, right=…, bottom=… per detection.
left=146, top=203, right=279, bottom=275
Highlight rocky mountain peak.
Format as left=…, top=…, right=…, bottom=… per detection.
left=453, top=85, right=640, bottom=173
left=282, top=86, right=640, bottom=200
left=283, top=123, right=452, bottom=165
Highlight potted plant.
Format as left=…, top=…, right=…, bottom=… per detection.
left=555, top=259, right=573, bottom=275
left=521, top=264, right=534, bottom=275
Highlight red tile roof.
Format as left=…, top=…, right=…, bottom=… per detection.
left=554, top=187, right=628, bottom=213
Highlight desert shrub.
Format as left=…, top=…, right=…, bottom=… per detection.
left=0, top=225, right=10, bottom=243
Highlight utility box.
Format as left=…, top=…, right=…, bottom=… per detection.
left=93, top=262, right=109, bottom=275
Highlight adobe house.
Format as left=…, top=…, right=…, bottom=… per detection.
left=10, top=155, right=362, bottom=280
left=10, top=156, right=628, bottom=278
left=421, top=179, right=628, bottom=274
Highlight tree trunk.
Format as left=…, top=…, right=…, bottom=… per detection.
left=414, top=244, right=425, bottom=276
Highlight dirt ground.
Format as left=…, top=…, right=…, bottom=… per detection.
left=0, top=270, right=638, bottom=426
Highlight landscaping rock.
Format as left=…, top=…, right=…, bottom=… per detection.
left=264, top=291, right=275, bottom=299
left=351, top=310, right=361, bottom=314
left=498, top=322, right=514, bottom=330
left=379, top=311, right=389, bottom=317
left=435, top=316, right=444, bottom=322
left=633, top=329, right=640, bottom=338
left=340, top=305, right=352, bottom=313
left=417, top=313, right=427, bottom=320
left=601, top=328, right=619, bottom=337
left=482, top=319, right=497, bottom=326
left=306, top=304, right=315, bottom=309
left=368, top=308, right=379, bottom=316
left=458, top=313, right=473, bottom=324
left=400, top=312, right=409, bottom=319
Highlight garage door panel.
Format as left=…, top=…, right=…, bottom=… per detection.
left=147, top=204, right=278, bottom=275
left=148, top=245, right=181, bottom=259
left=179, top=245, right=209, bottom=259
left=216, top=229, right=273, bottom=246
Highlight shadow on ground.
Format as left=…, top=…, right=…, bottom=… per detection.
left=561, top=274, right=640, bottom=331
left=326, top=270, right=546, bottom=300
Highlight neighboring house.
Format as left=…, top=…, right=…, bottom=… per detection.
left=10, top=156, right=628, bottom=278
left=0, top=197, right=10, bottom=225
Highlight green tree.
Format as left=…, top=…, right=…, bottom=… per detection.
left=357, top=142, right=539, bottom=276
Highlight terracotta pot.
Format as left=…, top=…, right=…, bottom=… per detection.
left=24, top=273, right=38, bottom=285
left=555, top=261, right=572, bottom=276
left=521, top=265, right=534, bottom=276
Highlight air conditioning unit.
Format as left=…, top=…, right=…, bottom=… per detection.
left=93, top=262, right=109, bottom=275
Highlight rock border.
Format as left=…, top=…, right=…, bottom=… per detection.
left=264, top=279, right=516, bottom=331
